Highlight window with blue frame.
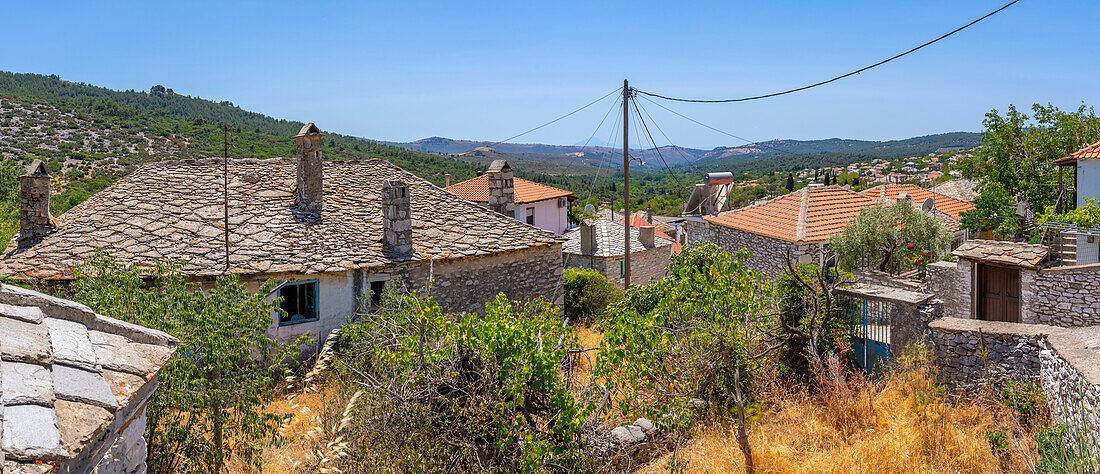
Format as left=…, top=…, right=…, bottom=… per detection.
left=279, top=280, right=318, bottom=325
left=619, top=259, right=625, bottom=278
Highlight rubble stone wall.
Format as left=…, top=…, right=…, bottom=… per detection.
left=681, top=219, right=818, bottom=279
left=924, top=261, right=972, bottom=320
left=563, top=244, right=672, bottom=288
left=1027, top=263, right=1100, bottom=327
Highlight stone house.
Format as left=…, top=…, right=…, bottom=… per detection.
left=0, top=283, right=177, bottom=473
left=0, top=124, right=565, bottom=348
left=445, top=160, right=575, bottom=234
left=1054, top=140, right=1100, bottom=265
left=562, top=219, right=674, bottom=288
left=682, top=185, right=879, bottom=278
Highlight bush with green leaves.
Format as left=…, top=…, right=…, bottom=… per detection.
left=830, top=201, right=952, bottom=273
left=72, top=253, right=305, bottom=473
left=595, top=242, right=773, bottom=423
left=335, top=288, right=595, bottom=472
left=563, top=267, right=620, bottom=323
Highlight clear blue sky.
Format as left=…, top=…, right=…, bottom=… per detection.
left=3, top=1, right=1096, bottom=148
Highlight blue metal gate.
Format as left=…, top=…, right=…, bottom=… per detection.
left=839, top=295, right=892, bottom=376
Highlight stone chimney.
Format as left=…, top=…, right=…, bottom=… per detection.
left=19, top=160, right=54, bottom=239
left=639, top=225, right=655, bottom=247
left=445, top=173, right=451, bottom=187
left=580, top=219, right=596, bottom=254
left=381, top=178, right=412, bottom=255
left=294, top=123, right=324, bottom=211
left=486, top=160, right=514, bottom=216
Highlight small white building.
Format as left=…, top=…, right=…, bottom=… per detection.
left=446, top=160, right=575, bottom=234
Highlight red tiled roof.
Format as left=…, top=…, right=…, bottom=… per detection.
left=1055, top=140, right=1100, bottom=165
left=445, top=175, right=575, bottom=204
left=626, top=214, right=681, bottom=253
left=705, top=186, right=878, bottom=243
left=860, top=184, right=975, bottom=220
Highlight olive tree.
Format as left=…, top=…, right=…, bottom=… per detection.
left=829, top=202, right=951, bottom=273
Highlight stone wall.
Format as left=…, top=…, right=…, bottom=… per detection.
left=834, top=283, right=936, bottom=356
left=930, top=318, right=1100, bottom=453
left=929, top=318, right=1048, bottom=388
left=681, top=219, right=818, bottom=279
left=926, top=259, right=1100, bottom=327
left=924, top=260, right=972, bottom=319
left=388, top=243, right=564, bottom=314
left=1028, top=263, right=1100, bottom=327
left=854, top=270, right=921, bottom=291
left=92, top=406, right=149, bottom=473
left=563, top=244, right=672, bottom=288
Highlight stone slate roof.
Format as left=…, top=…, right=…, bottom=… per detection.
left=861, top=184, right=976, bottom=220
left=561, top=219, right=673, bottom=258
left=0, top=158, right=564, bottom=279
left=0, top=284, right=177, bottom=472
left=952, top=239, right=1050, bottom=269
left=705, top=186, right=879, bottom=243
left=445, top=174, right=575, bottom=204
left=931, top=179, right=979, bottom=203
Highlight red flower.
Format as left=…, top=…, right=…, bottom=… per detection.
left=907, top=244, right=915, bottom=250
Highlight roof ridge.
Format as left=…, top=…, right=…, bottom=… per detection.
left=795, top=187, right=809, bottom=241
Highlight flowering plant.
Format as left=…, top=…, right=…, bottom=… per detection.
left=904, top=244, right=932, bottom=272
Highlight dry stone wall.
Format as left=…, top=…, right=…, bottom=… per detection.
left=924, top=261, right=972, bottom=320
left=1028, top=263, right=1100, bottom=327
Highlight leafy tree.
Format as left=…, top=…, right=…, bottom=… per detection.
left=962, top=104, right=1100, bottom=230
left=829, top=202, right=951, bottom=273
left=72, top=254, right=305, bottom=473
left=563, top=267, right=620, bottom=322
left=959, top=181, right=1021, bottom=238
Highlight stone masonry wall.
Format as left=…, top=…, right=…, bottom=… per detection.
left=924, top=260, right=971, bottom=319
left=930, top=318, right=1100, bottom=453
left=929, top=318, right=1047, bottom=389
left=681, top=219, right=817, bottom=279
left=1028, top=263, right=1100, bottom=327
left=391, top=243, right=564, bottom=314
left=563, top=244, right=672, bottom=288
left=92, top=406, right=149, bottom=473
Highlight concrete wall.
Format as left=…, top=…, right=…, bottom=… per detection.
left=681, top=218, right=819, bottom=279
left=927, top=259, right=1100, bottom=327
left=563, top=244, right=672, bottom=288
left=515, top=198, right=568, bottom=234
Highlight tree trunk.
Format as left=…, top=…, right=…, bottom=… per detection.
left=734, top=366, right=754, bottom=474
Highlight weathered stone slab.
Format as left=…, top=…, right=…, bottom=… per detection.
left=52, top=364, right=118, bottom=411
left=1, top=404, right=67, bottom=461
left=0, top=316, right=51, bottom=365
left=1, top=362, right=53, bottom=406
left=54, top=399, right=111, bottom=458
left=43, top=318, right=97, bottom=371
left=0, top=303, right=45, bottom=324
left=88, top=330, right=153, bottom=376
left=2, top=460, right=53, bottom=473
left=101, top=370, right=146, bottom=407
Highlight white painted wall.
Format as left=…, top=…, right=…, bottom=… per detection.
left=513, top=198, right=568, bottom=234
left=1078, top=161, right=1100, bottom=207
left=243, top=271, right=359, bottom=350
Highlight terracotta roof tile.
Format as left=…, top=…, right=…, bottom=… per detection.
left=626, top=214, right=680, bottom=253
left=860, top=184, right=975, bottom=220
left=705, top=186, right=878, bottom=243
left=1056, top=140, right=1100, bottom=165
left=445, top=175, right=574, bottom=204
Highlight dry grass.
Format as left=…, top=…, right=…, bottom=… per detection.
left=641, top=362, right=1036, bottom=474
left=226, top=382, right=340, bottom=474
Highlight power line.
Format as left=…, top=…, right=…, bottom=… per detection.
left=582, top=95, right=624, bottom=204
left=489, top=87, right=621, bottom=147
left=634, top=0, right=1020, bottom=103
left=630, top=95, right=684, bottom=189
left=632, top=98, right=706, bottom=175
left=638, top=95, right=798, bottom=157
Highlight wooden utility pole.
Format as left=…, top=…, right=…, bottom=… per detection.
left=622, top=79, right=631, bottom=289
left=224, top=124, right=231, bottom=274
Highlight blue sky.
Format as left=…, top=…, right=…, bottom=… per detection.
left=2, top=1, right=1096, bottom=148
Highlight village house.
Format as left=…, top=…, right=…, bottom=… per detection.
left=860, top=183, right=975, bottom=248
left=0, top=283, right=177, bottom=473
left=0, top=124, right=565, bottom=347
left=683, top=184, right=879, bottom=277
left=562, top=218, right=674, bottom=288
left=445, top=160, right=575, bottom=234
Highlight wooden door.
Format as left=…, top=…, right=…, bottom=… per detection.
left=978, top=264, right=1020, bottom=323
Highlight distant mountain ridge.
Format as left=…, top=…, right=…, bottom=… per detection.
left=384, top=132, right=982, bottom=170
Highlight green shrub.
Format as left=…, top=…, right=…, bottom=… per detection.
left=563, top=267, right=619, bottom=323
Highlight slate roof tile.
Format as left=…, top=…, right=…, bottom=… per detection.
left=0, top=158, right=563, bottom=279
left=561, top=219, right=674, bottom=257
left=0, top=317, right=51, bottom=366
left=952, top=239, right=1050, bottom=268
left=0, top=363, right=53, bottom=407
